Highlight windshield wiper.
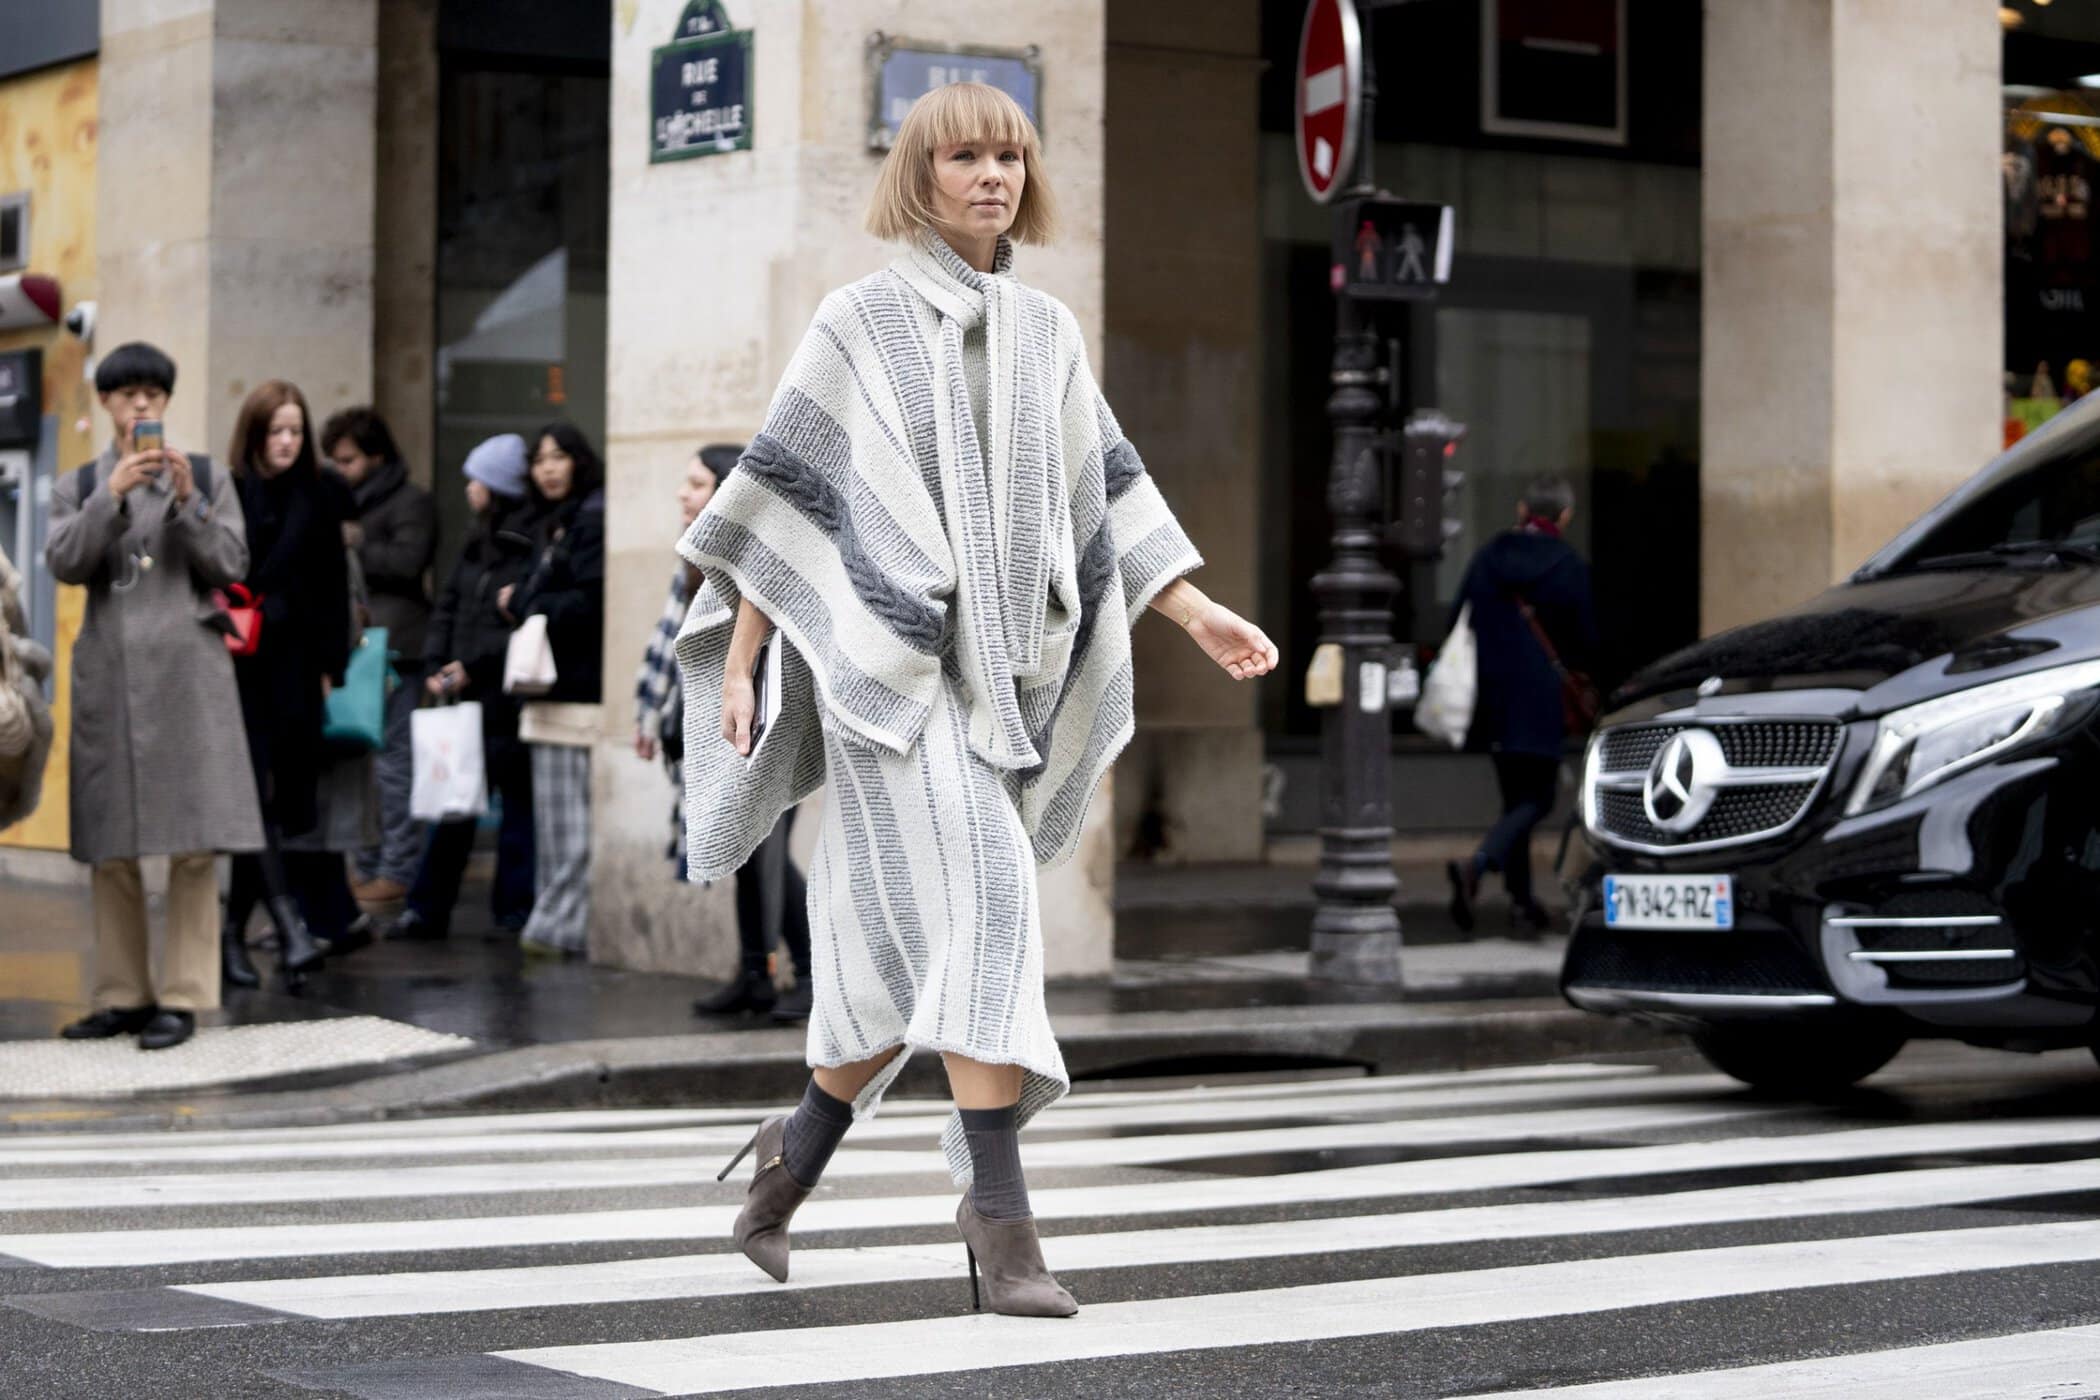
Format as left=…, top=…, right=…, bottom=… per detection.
left=1903, top=539, right=2100, bottom=573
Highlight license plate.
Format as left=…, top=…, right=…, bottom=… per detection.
left=1603, top=874, right=1734, bottom=930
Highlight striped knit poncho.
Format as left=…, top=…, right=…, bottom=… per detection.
left=674, top=235, right=1202, bottom=884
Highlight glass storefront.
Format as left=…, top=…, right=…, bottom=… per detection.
left=432, top=4, right=610, bottom=559
left=1253, top=0, right=1703, bottom=762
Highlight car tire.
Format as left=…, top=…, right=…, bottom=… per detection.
left=1690, top=1021, right=1906, bottom=1096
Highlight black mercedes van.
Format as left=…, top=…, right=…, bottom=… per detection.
left=1564, top=397, right=2100, bottom=1092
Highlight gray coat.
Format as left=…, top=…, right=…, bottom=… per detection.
left=45, top=446, right=266, bottom=863
left=0, top=543, right=54, bottom=833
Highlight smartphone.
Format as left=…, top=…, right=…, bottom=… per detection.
left=132, top=419, right=164, bottom=457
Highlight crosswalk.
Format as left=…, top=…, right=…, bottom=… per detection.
left=2, top=1058, right=2097, bottom=1396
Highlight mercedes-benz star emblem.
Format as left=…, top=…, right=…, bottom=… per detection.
left=1643, top=729, right=1726, bottom=834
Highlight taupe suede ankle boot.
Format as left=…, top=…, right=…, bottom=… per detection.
left=956, top=1196, right=1079, bottom=1317
left=718, top=1115, right=812, bottom=1283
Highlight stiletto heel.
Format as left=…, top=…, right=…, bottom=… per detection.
left=717, top=1128, right=761, bottom=1182
left=954, top=1196, right=1077, bottom=1317
left=722, top=1115, right=810, bottom=1283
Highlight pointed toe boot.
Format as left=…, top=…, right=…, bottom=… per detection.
left=956, top=1197, right=1078, bottom=1317
left=717, top=1114, right=811, bottom=1283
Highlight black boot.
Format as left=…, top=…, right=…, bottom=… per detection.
left=1446, top=859, right=1480, bottom=934
left=770, top=978, right=812, bottom=1023
left=222, top=914, right=261, bottom=989
left=694, top=961, right=778, bottom=1017
left=268, top=895, right=326, bottom=973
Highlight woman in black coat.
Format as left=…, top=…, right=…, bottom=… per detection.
left=224, top=380, right=352, bottom=984
left=1446, top=477, right=1597, bottom=935
left=389, top=433, right=540, bottom=941
left=501, top=421, right=606, bottom=956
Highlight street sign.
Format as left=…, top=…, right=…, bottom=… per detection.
left=867, top=37, right=1042, bottom=151
left=1331, top=197, right=1454, bottom=301
left=1296, top=0, right=1363, bottom=204
left=650, top=6, right=753, bottom=164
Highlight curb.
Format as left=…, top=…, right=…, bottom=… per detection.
left=0, top=999, right=1680, bottom=1134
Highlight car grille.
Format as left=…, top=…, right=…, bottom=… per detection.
left=1588, top=718, right=1843, bottom=854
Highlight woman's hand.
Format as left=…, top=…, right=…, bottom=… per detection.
left=721, top=672, right=757, bottom=756
left=635, top=729, right=659, bottom=761
left=1188, top=601, right=1279, bottom=682
left=495, top=583, right=516, bottom=622
left=426, top=660, right=469, bottom=698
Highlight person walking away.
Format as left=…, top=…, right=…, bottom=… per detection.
left=389, top=434, right=537, bottom=941
left=321, top=407, right=436, bottom=911
left=632, top=445, right=814, bottom=1022
left=44, top=342, right=263, bottom=1049
left=1445, top=476, right=1597, bottom=936
left=222, top=380, right=354, bottom=991
left=0, top=542, right=55, bottom=835
left=683, top=84, right=1278, bottom=1315
left=504, top=422, right=606, bottom=958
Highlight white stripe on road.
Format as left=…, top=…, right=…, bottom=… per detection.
left=1472, top=1322, right=2100, bottom=1398
left=491, top=1221, right=2100, bottom=1394
left=9, top=1115, right=2099, bottom=1268
left=176, top=1159, right=2100, bottom=1322
left=0, top=1072, right=1725, bottom=1169
left=0, top=1103, right=1774, bottom=1210
left=0, top=1063, right=1662, bottom=1155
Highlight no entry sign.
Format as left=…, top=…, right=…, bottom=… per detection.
left=1296, top=0, right=1363, bottom=203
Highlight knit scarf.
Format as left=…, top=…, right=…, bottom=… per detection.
left=891, top=234, right=1073, bottom=770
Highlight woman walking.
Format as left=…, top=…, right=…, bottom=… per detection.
left=504, top=422, right=606, bottom=957
left=223, top=380, right=353, bottom=989
left=681, top=84, right=1276, bottom=1316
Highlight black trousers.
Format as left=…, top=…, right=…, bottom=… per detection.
left=1477, top=752, right=1560, bottom=906
left=407, top=733, right=536, bottom=936
left=734, top=809, right=812, bottom=977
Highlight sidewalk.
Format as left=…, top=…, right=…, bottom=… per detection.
left=0, top=835, right=1662, bottom=1129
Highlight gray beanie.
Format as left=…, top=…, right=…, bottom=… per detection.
left=463, top=433, right=529, bottom=499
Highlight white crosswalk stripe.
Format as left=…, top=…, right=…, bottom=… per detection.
left=2, top=1059, right=2095, bottom=1398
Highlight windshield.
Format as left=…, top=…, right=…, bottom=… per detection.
left=1867, top=400, right=2100, bottom=576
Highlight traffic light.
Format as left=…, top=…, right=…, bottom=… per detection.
left=1393, top=408, right=1465, bottom=560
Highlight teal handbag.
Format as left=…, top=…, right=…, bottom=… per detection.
left=324, top=626, right=393, bottom=751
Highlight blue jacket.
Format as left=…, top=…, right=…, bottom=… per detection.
left=1451, top=527, right=1597, bottom=758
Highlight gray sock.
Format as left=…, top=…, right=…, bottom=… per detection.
left=960, top=1104, right=1031, bottom=1220
left=782, top=1080, right=854, bottom=1187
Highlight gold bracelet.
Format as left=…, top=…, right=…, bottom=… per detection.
left=1178, top=599, right=1197, bottom=628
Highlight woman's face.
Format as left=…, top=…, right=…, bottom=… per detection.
left=532, top=436, right=575, bottom=501
left=678, top=457, right=718, bottom=527
left=930, top=137, right=1024, bottom=242
left=465, top=478, right=493, bottom=515
left=259, top=403, right=305, bottom=478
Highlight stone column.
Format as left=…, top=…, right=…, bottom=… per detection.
left=373, top=0, right=438, bottom=485
left=1104, top=0, right=1265, bottom=864
left=98, top=0, right=377, bottom=460
left=596, top=0, right=1114, bottom=978
left=1701, top=0, right=2000, bottom=635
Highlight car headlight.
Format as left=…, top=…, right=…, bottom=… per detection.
left=1846, top=658, right=2100, bottom=815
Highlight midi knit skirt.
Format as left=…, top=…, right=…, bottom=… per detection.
left=805, top=675, right=1070, bottom=1185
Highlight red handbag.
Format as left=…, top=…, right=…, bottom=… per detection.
left=214, top=584, right=264, bottom=657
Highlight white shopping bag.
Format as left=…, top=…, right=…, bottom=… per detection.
left=410, top=702, right=488, bottom=822
left=503, top=614, right=558, bottom=696
left=1414, top=603, right=1478, bottom=750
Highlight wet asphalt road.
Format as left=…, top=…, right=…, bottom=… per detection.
left=2, top=1042, right=2099, bottom=1398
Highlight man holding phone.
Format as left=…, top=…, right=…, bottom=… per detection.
left=44, top=341, right=264, bottom=1051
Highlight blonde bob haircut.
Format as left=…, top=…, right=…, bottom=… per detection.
left=866, top=82, right=1058, bottom=245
